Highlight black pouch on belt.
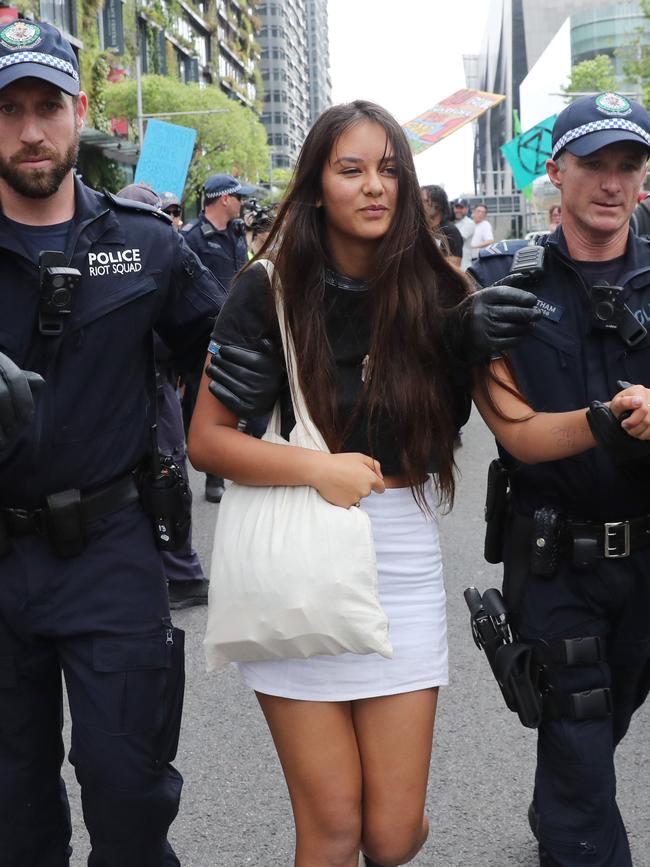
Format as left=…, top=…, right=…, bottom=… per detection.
left=45, top=488, right=85, bottom=558
left=530, top=506, right=561, bottom=577
left=484, top=459, right=510, bottom=564
left=494, top=643, right=544, bottom=728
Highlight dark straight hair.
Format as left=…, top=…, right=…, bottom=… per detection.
left=256, top=100, right=472, bottom=506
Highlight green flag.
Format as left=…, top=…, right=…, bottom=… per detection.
left=501, top=115, right=556, bottom=190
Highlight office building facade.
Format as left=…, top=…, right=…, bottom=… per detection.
left=306, top=0, right=332, bottom=125
left=473, top=0, right=640, bottom=196
left=258, top=0, right=330, bottom=169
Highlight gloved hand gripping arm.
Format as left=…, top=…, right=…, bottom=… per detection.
left=0, top=351, right=44, bottom=451
left=206, top=338, right=285, bottom=418
left=462, top=272, right=542, bottom=364
left=586, top=380, right=650, bottom=462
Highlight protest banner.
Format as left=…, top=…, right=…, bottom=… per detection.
left=134, top=119, right=197, bottom=199
left=403, top=89, right=506, bottom=154
left=501, top=115, right=556, bottom=190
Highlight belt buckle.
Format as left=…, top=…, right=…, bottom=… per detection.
left=604, top=521, right=630, bottom=558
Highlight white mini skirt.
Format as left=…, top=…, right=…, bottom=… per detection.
left=236, top=481, right=448, bottom=701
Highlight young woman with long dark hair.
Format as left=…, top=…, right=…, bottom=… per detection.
left=189, top=100, right=520, bottom=867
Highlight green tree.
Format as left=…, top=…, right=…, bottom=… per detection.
left=266, top=166, right=294, bottom=201
left=617, top=0, right=650, bottom=107
left=104, top=75, right=269, bottom=200
left=562, top=55, right=617, bottom=102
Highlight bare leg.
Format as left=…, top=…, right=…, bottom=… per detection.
left=256, top=693, right=363, bottom=867
left=353, top=688, right=438, bottom=866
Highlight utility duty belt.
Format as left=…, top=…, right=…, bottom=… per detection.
left=0, top=473, right=140, bottom=559
left=0, top=454, right=192, bottom=559
left=514, top=509, right=650, bottom=575
left=482, top=458, right=650, bottom=572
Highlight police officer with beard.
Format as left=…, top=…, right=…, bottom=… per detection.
left=471, top=93, right=650, bottom=867
left=0, top=21, right=225, bottom=866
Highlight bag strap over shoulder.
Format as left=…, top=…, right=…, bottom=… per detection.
left=258, top=259, right=329, bottom=453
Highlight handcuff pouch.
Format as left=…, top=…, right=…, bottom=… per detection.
left=45, top=488, right=85, bottom=558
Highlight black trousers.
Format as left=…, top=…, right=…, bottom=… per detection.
left=504, top=527, right=650, bottom=867
left=0, top=505, right=185, bottom=867
left=157, top=379, right=205, bottom=585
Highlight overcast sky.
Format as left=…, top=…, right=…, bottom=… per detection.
left=327, top=0, right=492, bottom=198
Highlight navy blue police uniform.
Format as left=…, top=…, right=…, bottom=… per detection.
left=181, top=186, right=248, bottom=300
left=471, top=225, right=650, bottom=866
left=0, top=173, right=225, bottom=865
left=180, top=175, right=248, bottom=502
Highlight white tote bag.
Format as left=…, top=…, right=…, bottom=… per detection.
left=204, top=260, right=392, bottom=670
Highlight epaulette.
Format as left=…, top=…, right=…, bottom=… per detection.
left=103, top=190, right=173, bottom=223
left=478, top=238, right=531, bottom=259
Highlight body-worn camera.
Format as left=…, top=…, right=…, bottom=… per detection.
left=588, top=282, right=625, bottom=329
left=588, top=282, right=647, bottom=347
left=39, top=251, right=82, bottom=336
left=138, top=430, right=192, bottom=551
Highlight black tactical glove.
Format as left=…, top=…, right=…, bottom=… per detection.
left=0, top=351, right=44, bottom=450
left=466, top=273, right=542, bottom=363
left=206, top=339, right=284, bottom=418
left=586, top=401, right=650, bottom=462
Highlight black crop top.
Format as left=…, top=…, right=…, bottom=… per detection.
left=211, top=261, right=460, bottom=475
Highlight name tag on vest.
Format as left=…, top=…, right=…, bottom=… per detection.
left=535, top=298, right=564, bottom=322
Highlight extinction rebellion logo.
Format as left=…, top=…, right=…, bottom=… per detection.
left=88, top=249, right=142, bottom=277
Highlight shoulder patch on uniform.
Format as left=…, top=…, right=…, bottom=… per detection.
left=103, top=190, right=173, bottom=223
left=479, top=239, right=530, bottom=258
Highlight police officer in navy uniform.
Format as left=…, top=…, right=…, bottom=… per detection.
left=182, top=173, right=247, bottom=503
left=471, top=93, right=650, bottom=867
left=0, top=21, right=225, bottom=866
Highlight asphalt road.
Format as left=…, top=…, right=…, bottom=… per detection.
left=63, top=408, right=649, bottom=866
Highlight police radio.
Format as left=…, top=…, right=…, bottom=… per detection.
left=509, top=244, right=546, bottom=285
left=38, top=251, right=82, bottom=336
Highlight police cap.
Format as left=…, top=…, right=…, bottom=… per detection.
left=0, top=20, right=79, bottom=95
left=552, top=92, right=650, bottom=160
left=204, top=174, right=242, bottom=200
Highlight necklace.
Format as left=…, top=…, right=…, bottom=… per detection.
left=323, top=268, right=368, bottom=293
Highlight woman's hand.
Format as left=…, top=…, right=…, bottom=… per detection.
left=610, top=384, right=650, bottom=440
left=307, top=452, right=385, bottom=508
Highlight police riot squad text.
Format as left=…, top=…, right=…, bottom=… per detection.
left=88, top=249, right=142, bottom=276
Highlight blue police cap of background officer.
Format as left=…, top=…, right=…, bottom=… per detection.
left=0, top=19, right=79, bottom=95
left=552, top=91, right=650, bottom=160
left=204, top=174, right=242, bottom=200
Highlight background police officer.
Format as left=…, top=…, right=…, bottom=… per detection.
left=117, top=183, right=209, bottom=610
left=182, top=173, right=247, bottom=503
left=0, top=21, right=224, bottom=866
left=471, top=93, right=650, bottom=867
